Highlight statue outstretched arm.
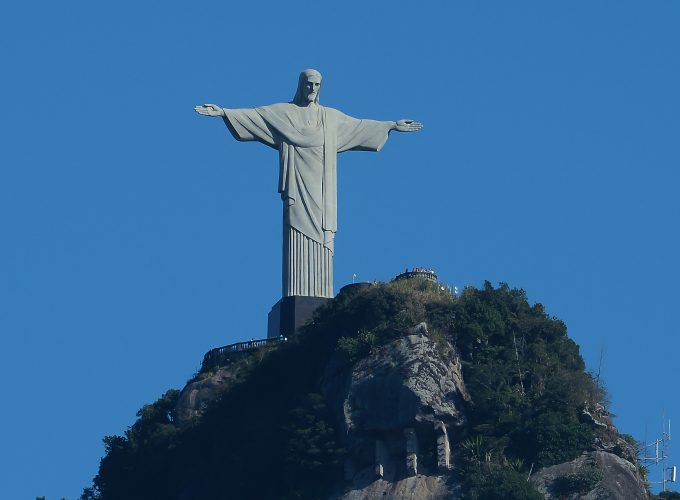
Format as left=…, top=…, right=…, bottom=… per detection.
left=195, top=103, right=278, bottom=148
left=194, top=104, right=226, bottom=117
left=392, top=119, right=423, bottom=132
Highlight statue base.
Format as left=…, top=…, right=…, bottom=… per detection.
left=267, top=296, right=331, bottom=339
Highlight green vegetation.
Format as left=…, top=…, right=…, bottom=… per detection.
left=658, top=492, right=680, bottom=500
left=552, top=464, right=604, bottom=496
left=82, top=279, right=610, bottom=499
left=464, top=467, right=543, bottom=500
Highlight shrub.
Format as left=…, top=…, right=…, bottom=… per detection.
left=466, top=467, right=543, bottom=500
left=552, top=464, right=603, bottom=496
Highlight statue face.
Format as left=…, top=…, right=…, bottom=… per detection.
left=302, top=75, right=321, bottom=103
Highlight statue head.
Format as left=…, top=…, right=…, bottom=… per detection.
left=292, top=69, right=322, bottom=106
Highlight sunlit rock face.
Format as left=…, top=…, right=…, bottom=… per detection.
left=333, top=475, right=457, bottom=500
left=324, top=325, right=469, bottom=499
left=175, top=362, right=247, bottom=425
left=530, top=450, right=649, bottom=500
left=343, top=332, right=469, bottom=433
left=175, top=371, right=227, bottom=424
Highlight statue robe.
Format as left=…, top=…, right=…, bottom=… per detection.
left=222, top=103, right=393, bottom=298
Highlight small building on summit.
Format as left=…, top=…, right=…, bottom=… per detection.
left=393, top=267, right=439, bottom=283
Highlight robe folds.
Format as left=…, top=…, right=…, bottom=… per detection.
left=223, top=103, right=393, bottom=298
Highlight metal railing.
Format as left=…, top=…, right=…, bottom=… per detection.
left=201, top=336, right=286, bottom=371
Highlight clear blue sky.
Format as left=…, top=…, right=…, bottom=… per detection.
left=1, top=2, right=678, bottom=498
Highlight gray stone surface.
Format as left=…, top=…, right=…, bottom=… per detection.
left=530, top=450, right=649, bottom=500
left=174, top=365, right=245, bottom=425
left=171, top=317, right=648, bottom=500
left=195, top=69, right=422, bottom=298
left=404, top=428, right=419, bottom=476
left=435, top=421, right=452, bottom=471
left=342, top=333, right=469, bottom=433
left=332, top=475, right=456, bottom=500
left=324, top=326, right=469, bottom=497
left=581, top=401, right=613, bottom=429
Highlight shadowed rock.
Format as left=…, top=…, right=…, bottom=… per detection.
left=326, top=327, right=469, bottom=499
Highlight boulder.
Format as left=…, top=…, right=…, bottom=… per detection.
left=332, top=475, right=456, bottom=500
left=325, top=327, right=469, bottom=498
left=530, top=450, right=649, bottom=500
left=175, top=365, right=244, bottom=425
left=342, top=333, right=469, bottom=433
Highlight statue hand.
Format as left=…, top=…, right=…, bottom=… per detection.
left=194, top=104, right=225, bottom=117
left=394, top=119, right=423, bottom=132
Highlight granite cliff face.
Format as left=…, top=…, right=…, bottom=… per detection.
left=174, top=322, right=647, bottom=500
left=86, top=281, right=653, bottom=500
left=324, top=327, right=469, bottom=498
left=175, top=358, right=251, bottom=425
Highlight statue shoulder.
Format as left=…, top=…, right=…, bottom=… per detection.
left=256, top=102, right=293, bottom=112
left=323, top=106, right=358, bottom=125
left=320, top=106, right=347, bottom=123
left=257, top=102, right=305, bottom=118
left=322, top=105, right=341, bottom=115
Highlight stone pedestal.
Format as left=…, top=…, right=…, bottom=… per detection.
left=435, top=421, right=452, bottom=471
left=267, top=296, right=331, bottom=339
left=404, top=428, right=419, bottom=477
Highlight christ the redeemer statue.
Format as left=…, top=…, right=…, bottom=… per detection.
left=195, top=69, right=422, bottom=299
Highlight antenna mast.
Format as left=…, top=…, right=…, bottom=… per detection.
left=641, top=413, right=676, bottom=492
